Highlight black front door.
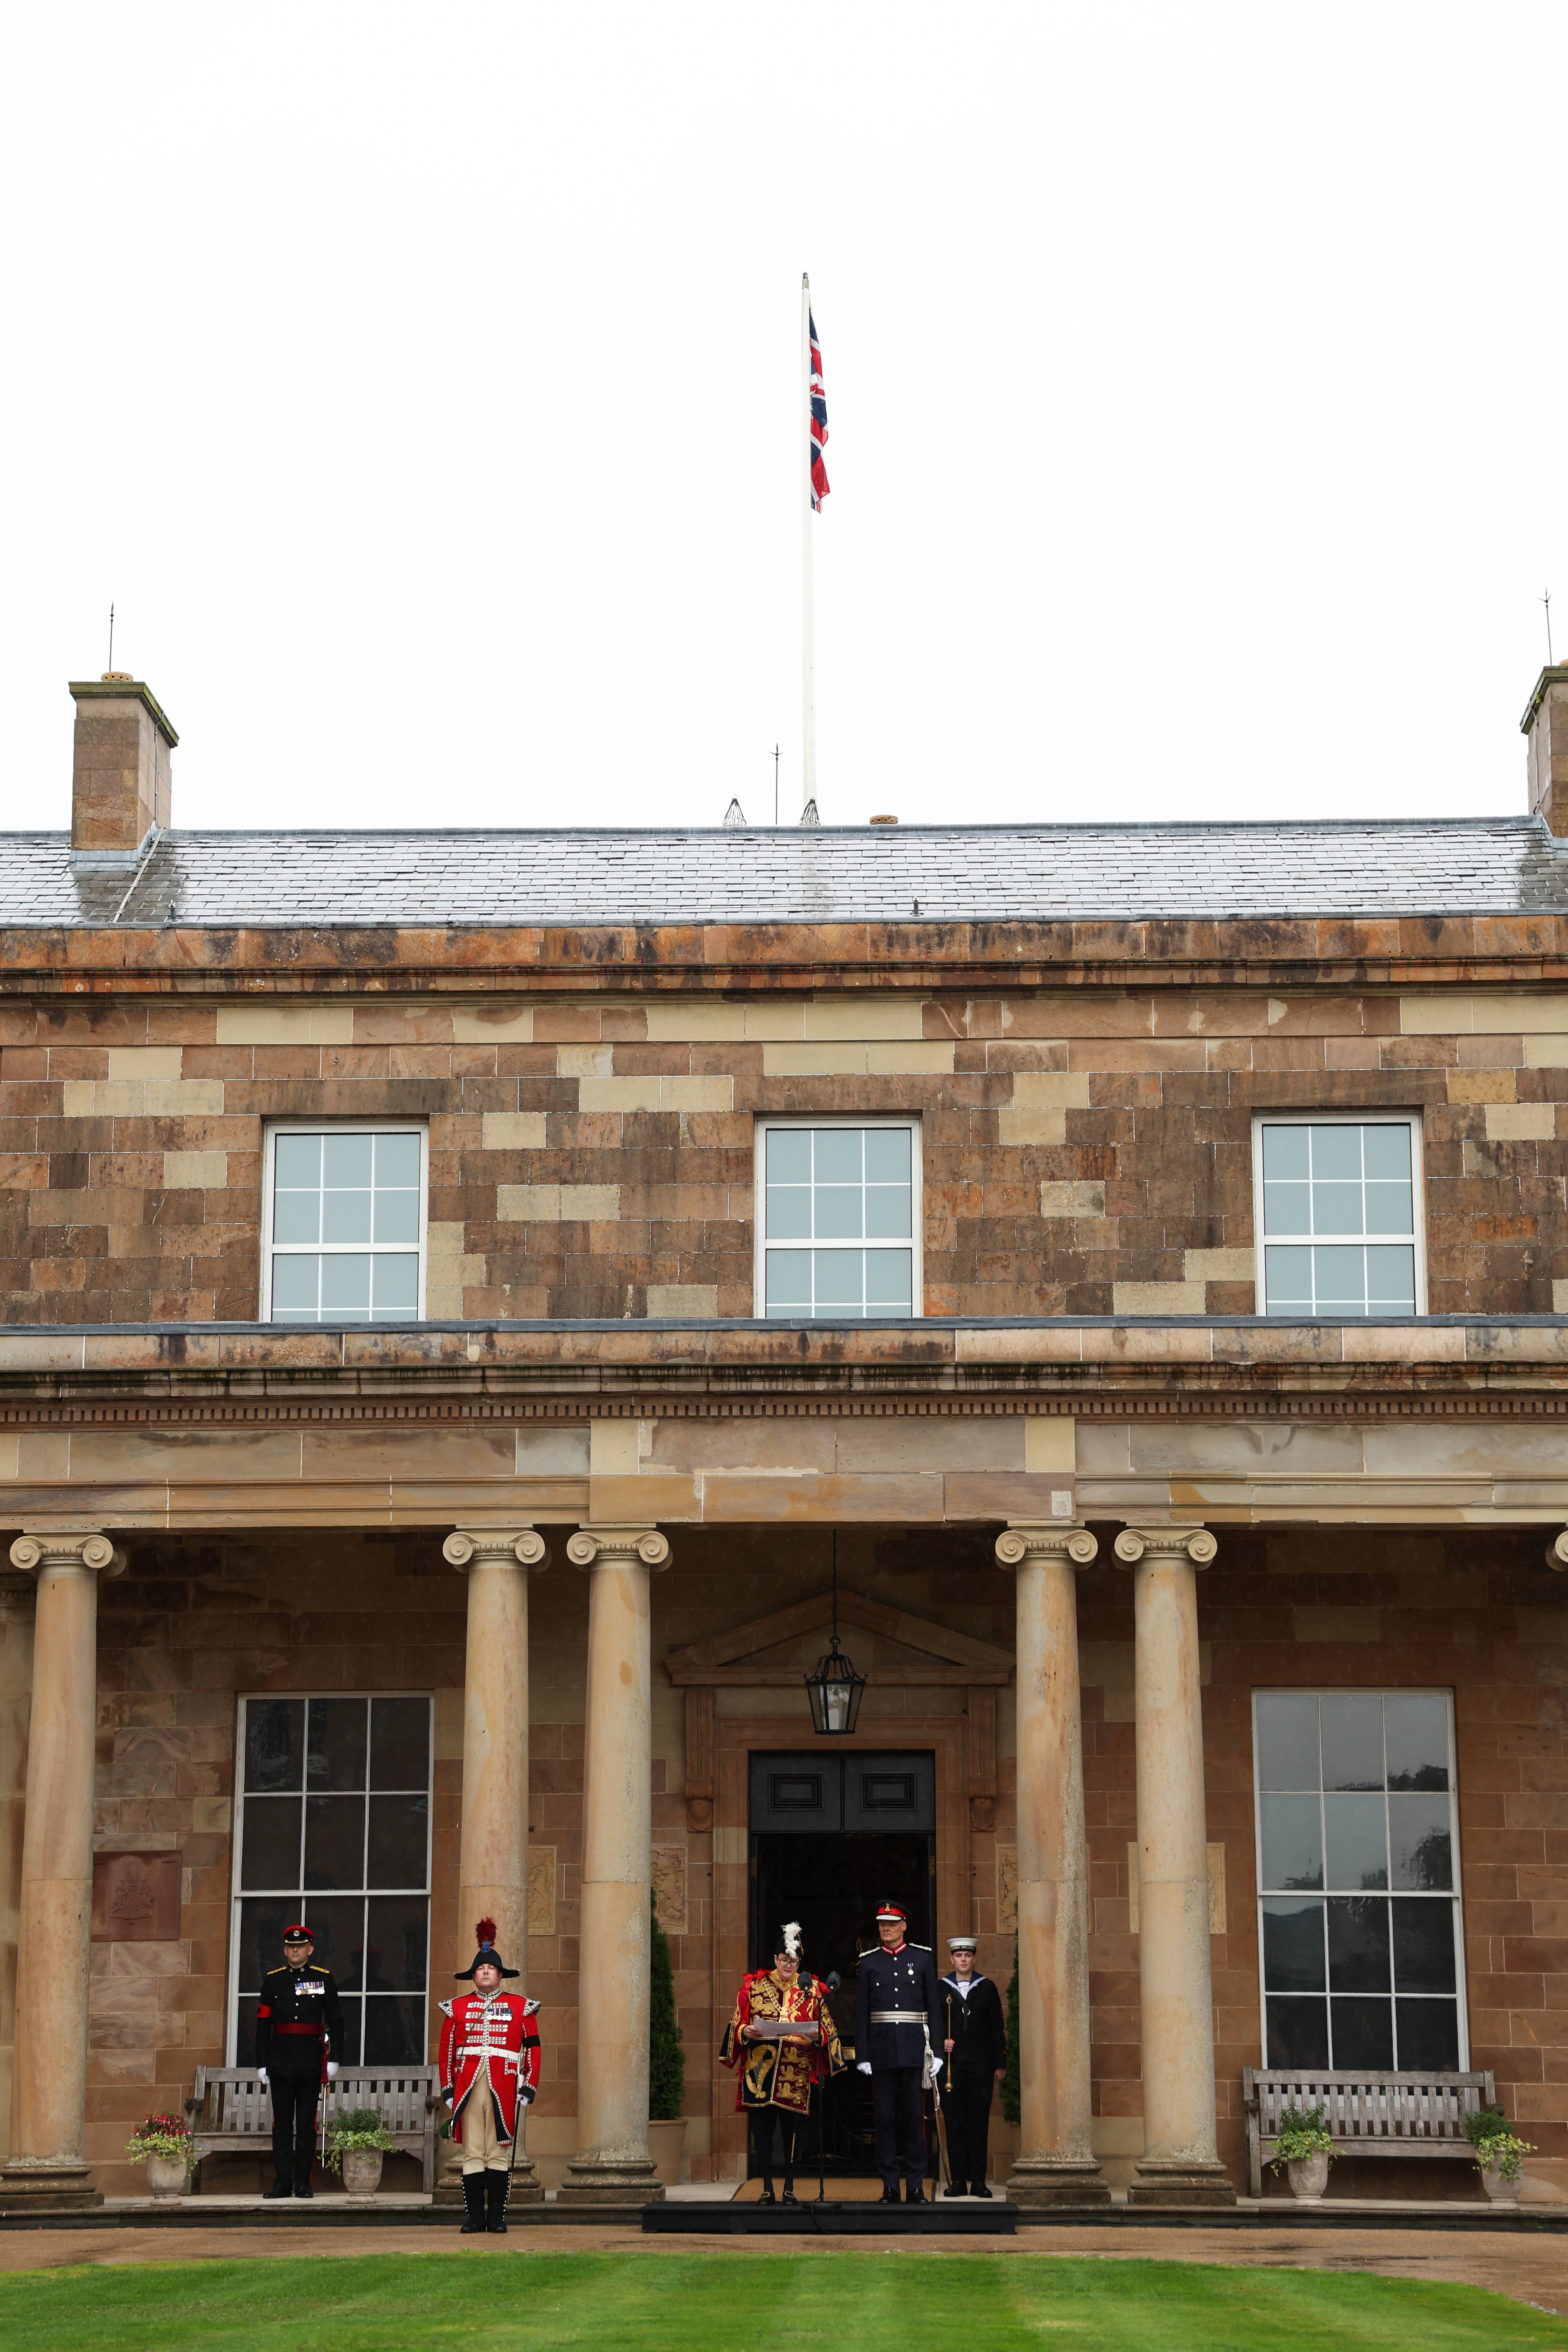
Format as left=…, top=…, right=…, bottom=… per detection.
left=747, top=1749, right=936, bottom=2175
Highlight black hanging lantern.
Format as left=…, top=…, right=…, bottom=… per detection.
left=805, top=1541, right=866, bottom=1735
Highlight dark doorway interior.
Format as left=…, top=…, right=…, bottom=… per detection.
left=746, top=1751, right=936, bottom=2176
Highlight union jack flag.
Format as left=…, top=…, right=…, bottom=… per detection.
left=809, top=309, right=829, bottom=510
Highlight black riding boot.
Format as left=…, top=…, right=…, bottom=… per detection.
left=460, top=2172, right=486, bottom=2233
left=486, top=2171, right=510, bottom=2234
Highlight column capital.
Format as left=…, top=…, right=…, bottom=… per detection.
left=566, top=1525, right=671, bottom=1572
left=1113, top=1525, right=1217, bottom=1570
left=443, top=1528, right=548, bottom=1572
left=9, top=1530, right=125, bottom=1581
left=996, top=1525, right=1098, bottom=1570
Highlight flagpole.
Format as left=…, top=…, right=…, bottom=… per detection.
left=801, top=272, right=816, bottom=817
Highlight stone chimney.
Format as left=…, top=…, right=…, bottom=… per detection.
left=1523, top=663, right=1568, bottom=837
left=68, top=676, right=177, bottom=858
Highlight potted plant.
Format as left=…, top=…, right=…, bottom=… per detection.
left=1269, top=2104, right=1335, bottom=2202
left=1463, top=2105, right=1534, bottom=2204
left=648, top=1891, right=687, bottom=2185
left=325, top=2107, right=396, bottom=2199
left=125, top=2111, right=196, bottom=2202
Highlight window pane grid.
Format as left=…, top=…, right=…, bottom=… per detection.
left=1258, top=1121, right=1418, bottom=1317
left=232, top=1695, right=432, bottom=2067
left=1253, top=1691, right=1462, bottom=2073
left=760, top=1124, right=916, bottom=1319
left=267, top=1128, right=424, bottom=1323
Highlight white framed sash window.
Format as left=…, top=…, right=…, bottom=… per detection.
left=1252, top=1689, right=1466, bottom=2072
left=228, top=1693, right=433, bottom=2065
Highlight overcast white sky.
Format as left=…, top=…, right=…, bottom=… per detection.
left=2, top=4, right=1564, bottom=837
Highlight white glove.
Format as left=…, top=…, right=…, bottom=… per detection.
left=857, top=2061, right=872, bottom=2075
left=327, top=2062, right=339, bottom=2080
left=257, top=2068, right=268, bottom=2087
left=929, top=2058, right=942, bottom=2080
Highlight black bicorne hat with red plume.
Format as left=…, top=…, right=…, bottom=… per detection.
left=455, top=1915, right=520, bottom=1980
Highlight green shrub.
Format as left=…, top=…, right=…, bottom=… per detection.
left=125, top=2111, right=195, bottom=2168
left=325, top=2107, right=396, bottom=2168
left=1463, top=2105, right=1534, bottom=2181
left=999, top=1941, right=1020, bottom=2127
left=1269, top=2104, right=1334, bottom=2170
left=649, top=1890, right=686, bottom=2122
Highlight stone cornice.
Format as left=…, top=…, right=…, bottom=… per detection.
left=3, top=1316, right=1568, bottom=1423
left=6, top=919, right=1568, bottom=998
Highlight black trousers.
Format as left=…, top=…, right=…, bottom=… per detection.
left=872, top=2065, right=927, bottom=2187
left=943, top=2065, right=995, bottom=2188
left=270, top=2073, right=320, bottom=2187
left=749, top=2108, right=806, bottom=2187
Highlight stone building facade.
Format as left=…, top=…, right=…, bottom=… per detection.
left=2, top=666, right=1568, bottom=2205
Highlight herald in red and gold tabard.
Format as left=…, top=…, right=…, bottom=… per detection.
left=438, top=1989, right=542, bottom=2142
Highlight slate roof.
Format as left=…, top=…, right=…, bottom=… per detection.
left=0, top=815, right=1562, bottom=927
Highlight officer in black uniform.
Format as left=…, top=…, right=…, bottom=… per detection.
left=853, top=1898, right=945, bottom=2203
left=255, top=1922, right=346, bottom=2198
left=938, top=1935, right=1007, bottom=2196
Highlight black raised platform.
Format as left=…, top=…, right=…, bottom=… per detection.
left=644, top=2200, right=1018, bottom=2235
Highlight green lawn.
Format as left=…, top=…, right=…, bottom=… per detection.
left=2, top=2251, right=1563, bottom=2352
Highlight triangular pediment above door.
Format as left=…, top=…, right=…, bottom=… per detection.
left=662, top=1586, right=1013, bottom=1687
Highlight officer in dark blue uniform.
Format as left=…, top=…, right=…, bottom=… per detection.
left=853, top=1898, right=945, bottom=2203
left=255, top=1922, right=345, bottom=2198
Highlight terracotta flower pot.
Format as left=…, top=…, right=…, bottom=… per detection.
left=144, top=2151, right=188, bottom=2201
left=647, top=2118, right=686, bottom=2188
left=1481, top=2158, right=1521, bottom=2205
left=1286, top=2151, right=1330, bottom=2203
left=341, top=2147, right=385, bottom=2200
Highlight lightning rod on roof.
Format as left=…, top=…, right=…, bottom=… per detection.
left=107, top=603, right=114, bottom=672
left=1546, top=589, right=1555, bottom=666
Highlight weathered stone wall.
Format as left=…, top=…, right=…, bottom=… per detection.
left=4, top=985, right=1568, bottom=1323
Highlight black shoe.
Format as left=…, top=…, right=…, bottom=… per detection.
left=263, top=2182, right=292, bottom=2200
left=782, top=2187, right=799, bottom=2207
left=485, top=2172, right=509, bottom=2234
left=904, top=2182, right=926, bottom=2204
left=293, top=2181, right=312, bottom=2200
left=973, top=2182, right=993, bottom=2199
left=942, top=2182, right=966, bottom=2197
left=460, top=2173, right=486, bottom=2234
left=878, top=2186, right=901, bottom=2204
left=757, top=2186, right=776, bottom=2205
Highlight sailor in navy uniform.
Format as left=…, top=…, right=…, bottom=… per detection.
left=853, top=1898, right=945, bottom=2203
left=938, top=1935, right=1007, bottom=2196
left=254, top=1922, right=345, bottom=2198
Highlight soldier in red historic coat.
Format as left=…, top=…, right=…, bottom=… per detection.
left=437, top=1918, right=542, bottom=2234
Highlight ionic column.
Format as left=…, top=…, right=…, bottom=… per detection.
left=3, top=1529, right=123, bottom=2209
left=440, top=1527, right=548, bottom=2205
left=557, top=1525, right=670, bottom=2205
left=995, top=1525, right=1109, bottom=2207
left=1113, top=1525, right=1235, bottom=2207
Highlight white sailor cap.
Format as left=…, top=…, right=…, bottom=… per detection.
left=947, top=1935, right=978, bottom=1952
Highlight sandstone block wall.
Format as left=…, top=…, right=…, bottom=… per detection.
left=4, top=985, right=1568, bottom=1322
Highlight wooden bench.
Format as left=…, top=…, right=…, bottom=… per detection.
left=1243, top=2066, right=1496, bottom=2198
left=186, top=2065, right=442, bottom=2192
